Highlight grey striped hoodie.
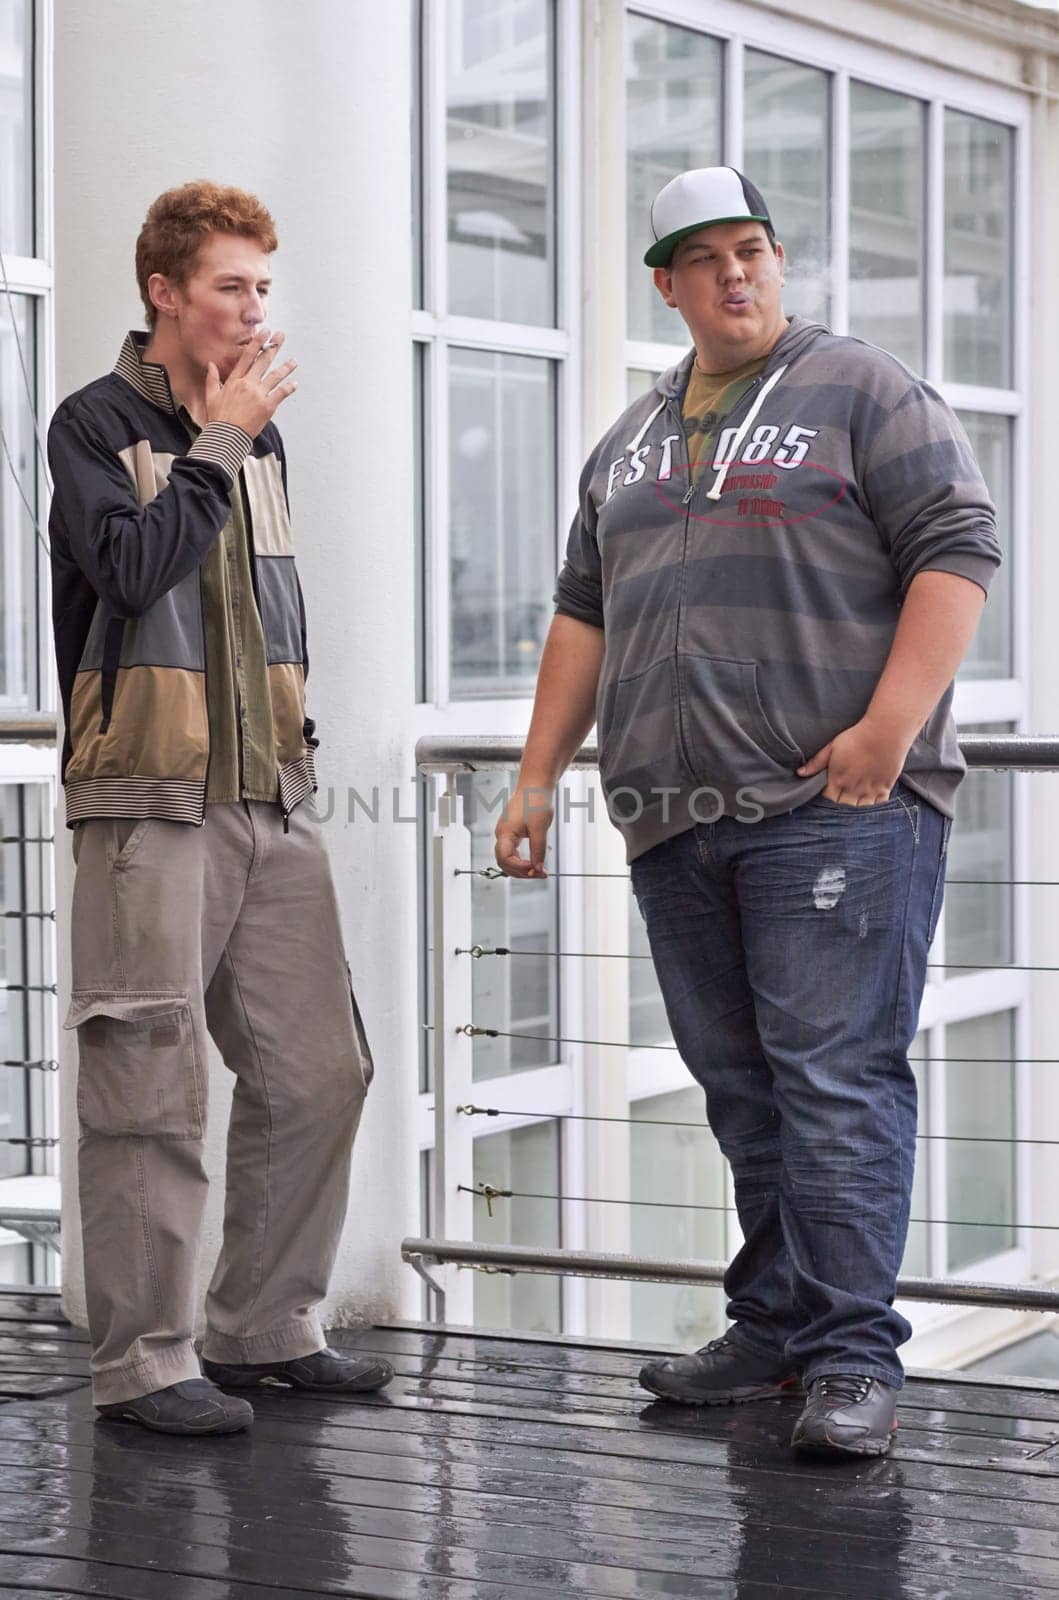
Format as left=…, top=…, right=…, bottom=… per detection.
left=555, top=317, right=1001, bottom=862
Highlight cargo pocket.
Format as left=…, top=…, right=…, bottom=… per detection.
left=345, top=962, right=375, bottom=1090
left=65, top=991, right=203, bottom=1139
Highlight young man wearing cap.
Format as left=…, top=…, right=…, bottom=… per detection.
left=48, top=181, right=392, bottom=1435
left=495, top=167, right=1000, bottom=1457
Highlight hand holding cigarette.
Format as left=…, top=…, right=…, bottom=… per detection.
left=205, top=325, right=298, bottom=438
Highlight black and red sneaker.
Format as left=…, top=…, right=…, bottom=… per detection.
left=639, top=1333, right=802, bottom=1406
left=791, top=1375, right=898, bottom=1457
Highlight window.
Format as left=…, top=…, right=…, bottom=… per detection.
left=0, top=2, right=58, bottom=1288
left=743, top=52, right=830, bottom=323
left=473, top=1120, right=562, bottom=1331
left=449, top=350, right=556, bottom=696
left=414, top=0, right=578, bottom=1332
left=630, top=1088, right=726, bottom=1347
left=944, top=112, right=1012, bottom=388
left=848, top=84, right=924, bottom=370
left=413, top=0, right=568, bottom=704
left=626, top=15, right=721, bottom=343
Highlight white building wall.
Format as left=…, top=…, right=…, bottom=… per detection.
left=53, top=0, right=420, bottom=1330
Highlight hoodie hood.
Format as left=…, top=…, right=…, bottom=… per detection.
left=654, top=315, right=830, bottom=402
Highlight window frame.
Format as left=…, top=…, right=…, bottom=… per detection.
left=0, top=1, right=58, bottom=1286
left=412, top=0, right=586, bottom=1330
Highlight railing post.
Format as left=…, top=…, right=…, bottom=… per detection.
left=430, top=771, right=476, bottom=1324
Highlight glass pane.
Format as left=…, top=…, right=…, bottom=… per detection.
left=0, top=0, right=33, bottom=257
left=902, top=1038, right=929, bottom=1276
left=628, top=884, right=668, bottom=1047
left=957, top=413, right=1012, bottom=681
left=849, top=83, right=924, bottom=371
left=630, top=1088, right=727, bottom=1347
left=944, top=112, right=1012, bottom=387
left=0, top=292, right=36, bottom=704
left=456, top=770, right=559, bottom=1082
left=945, top=721, right=1014, bottom=973
left=626, top=16, right=722, bottom=344
left=446, top=0, right=554, bottom=326
left=413, top=343, right=428, bottom=703
left=627, top=368, right=659, bottom=404
left=449, top=349, right=554, bottom=697
left=0, top=789, right=29, bottom=1180
left=473, top=1120, right=561, bottom=1331
left=945, top=1011, right=1016, bottom=1270
left=744, top=51, right=830, bottom=324
left=411, top=0, right=424, bottom=309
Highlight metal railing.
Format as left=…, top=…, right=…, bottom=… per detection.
left=0, top=716, right=60, bottom=1252
left=405, top=733, right=1059, bottom=1326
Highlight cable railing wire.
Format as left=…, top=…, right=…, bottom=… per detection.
left=454, top=1101, right=1059, bottom=1146
left=458, top=1183, right=1034, bottom=1233
left=471, top=870, right=1059, bottom=888
left=455, top=945, right=1059, bottom=974
left=452, top=1022, right=1059, bottom=1063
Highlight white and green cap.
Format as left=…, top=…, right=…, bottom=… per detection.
left=645, top=166, right=772, bottom=268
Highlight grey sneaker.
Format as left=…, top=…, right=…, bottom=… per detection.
left=202, top=1345, right=394, bottom=1393
left=639, top=1334, right=802, bottom=1406
left=791, top=1375, right=898, bottom=1457
left=97, top=1377, right=253, bottom=1435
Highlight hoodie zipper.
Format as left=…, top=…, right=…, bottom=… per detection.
left=666, top=368, right=773, bottom=784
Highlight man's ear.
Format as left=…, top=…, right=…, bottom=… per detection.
left=774, top=240, right=786, bottom=286
left=652, top=265, right=678, bottom=309
left=148, top=272, right=178, bottom=323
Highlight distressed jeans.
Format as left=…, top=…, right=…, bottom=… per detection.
left=630, top=783, right=950, bottom=1389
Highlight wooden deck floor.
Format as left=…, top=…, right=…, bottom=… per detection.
left=0, top=1290, right=1057, bottom=1597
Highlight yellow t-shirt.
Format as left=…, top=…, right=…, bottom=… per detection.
left=682, top=354, right=769, bottom=482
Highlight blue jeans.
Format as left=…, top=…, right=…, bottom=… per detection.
left=630, top=783, right=950, bottom=1389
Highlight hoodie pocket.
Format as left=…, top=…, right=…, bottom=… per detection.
left=65, top=991, right=203, bottom=1139
left=679, top=654, right=803, bottom=781
left=599, top=658, right=690, bottom=814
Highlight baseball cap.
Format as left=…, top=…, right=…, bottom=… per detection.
left=644, top=166, right=772, bottom=269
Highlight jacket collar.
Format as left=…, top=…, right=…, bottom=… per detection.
left=113, top=330, right=179, bottom=415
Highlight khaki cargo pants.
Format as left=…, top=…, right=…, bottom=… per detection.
left=65, top=798, right=372, bottom=1406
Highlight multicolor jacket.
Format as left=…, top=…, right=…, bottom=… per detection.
left=556, top=317, right=1003, bottom=862
left=48, top=333, right=317, bottom=826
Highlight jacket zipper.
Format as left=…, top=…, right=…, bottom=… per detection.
left=238, top=473, right=290, bottom=832
left=667, top=373, right=766, bottom=782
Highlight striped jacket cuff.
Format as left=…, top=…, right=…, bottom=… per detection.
left=187, top=422, right=254, bottom=485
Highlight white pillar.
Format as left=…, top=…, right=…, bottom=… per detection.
left=54, top=0, right=419, bottom=1330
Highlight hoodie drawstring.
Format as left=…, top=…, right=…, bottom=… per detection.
left=626, top=397, right=667, bottom=456
left=705, top=364, right=788, bottom=502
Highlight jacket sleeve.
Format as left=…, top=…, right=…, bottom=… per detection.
left=47, top=406, right=253, bottom=619
left=857, top=380, right=1002, bottom=598
left=554, top=453, right=605, bottom=629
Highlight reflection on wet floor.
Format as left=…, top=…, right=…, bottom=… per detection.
left=0, top=1292, right=1057, bottom=1598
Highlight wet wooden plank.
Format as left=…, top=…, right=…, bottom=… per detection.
left=1, top=1317, right=1057, bottom=1600
left=315, top=1362, right=1057, bottom=1447
left=338, top=1326, right=1059, bottom=1425
left=7, top=1391, right=1059, bottom=1511
left=337, top=1330, right=1059, bottom=1429
left=0, top=1549, right=621, bottom=1600
left=6, top=1438, right=1059, bottom=1596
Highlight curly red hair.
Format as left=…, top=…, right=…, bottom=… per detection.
left=136, top=180, right=279, bottom=328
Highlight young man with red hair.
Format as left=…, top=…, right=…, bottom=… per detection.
left=48, top=181, right=391, bottom=1435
